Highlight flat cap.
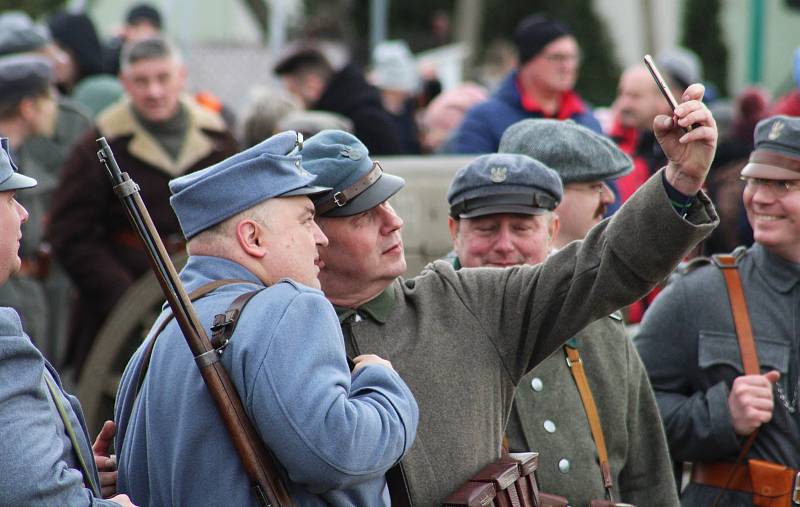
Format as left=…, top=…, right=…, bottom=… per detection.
left=498, top=119, right=632, bottom=184
left=0, top=55, right=53, bottom=104
left=301, top=130, right=406, bottom=217
left=169, top=131, right=329, bottom=239
left=741, top=115, right=800, bottom=180
left=0, top=11, right=50, bottom=56
left=0, top=138, right=37, bottom=192
left=447, top=153, right=562, bottom=218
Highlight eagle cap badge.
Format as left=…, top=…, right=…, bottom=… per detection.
left=768, top=121, right=785, bottom=141
left=490, top=166, right=508, bottom=183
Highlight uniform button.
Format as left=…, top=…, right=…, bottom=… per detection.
left=530, top=377, right=543, bottom=392
left=558, top=458, right=570, bottom=473
left=543, top=420, right=556, bottom=433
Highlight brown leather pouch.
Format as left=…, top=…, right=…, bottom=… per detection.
left=539, top=492, right=569, bottom=507
left=502, top=452, right=540, bottom=507
left=443, top=481, right=496, bottom=506
left=470, top=462, right=522, bottom=507
left=748, top=459, right=795, bottom=507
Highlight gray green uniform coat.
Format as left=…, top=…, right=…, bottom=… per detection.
left=635, top=243, right=800, bottom=506
left=336, top=171, right=717, bottom=506
left=507, top=318, right=679, bottom=507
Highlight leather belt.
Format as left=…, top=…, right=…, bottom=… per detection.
left=315, top=161, right=383, bottom=215
left=113, top=230, right=186, bottom=255
left=693, top=461, right=800, bottom=503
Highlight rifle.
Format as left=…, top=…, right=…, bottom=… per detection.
left=97, top=137, right=294, bottom=507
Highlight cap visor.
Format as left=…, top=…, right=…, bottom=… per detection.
left=741, top=162, right=800, bottom=180
left=282, top=184, right=332, bottom=198
left=0, top=172, right=37, bottom=192
left=459, top=204, right=548, bottom=219
left=320, top=173, right=406, bottom=217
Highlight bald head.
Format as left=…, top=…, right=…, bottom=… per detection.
left=614, top=64, right=672, bottom=131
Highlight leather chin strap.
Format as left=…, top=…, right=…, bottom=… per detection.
left=315, top=161, right=383, bottom=215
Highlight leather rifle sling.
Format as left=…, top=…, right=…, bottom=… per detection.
left=711, top=253, right=761, bottom=507
left=564, top=345, right=616, bottom=503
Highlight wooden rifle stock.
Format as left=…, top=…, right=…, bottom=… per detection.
left=96, top=137, right=294, bottom=507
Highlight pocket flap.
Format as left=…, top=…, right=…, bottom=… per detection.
left=749, top=458, right=793, bottom=497
left=698, top=331, right=789, bottom=373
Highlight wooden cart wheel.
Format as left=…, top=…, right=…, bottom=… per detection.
left=77, top=253, right=187, bottom=436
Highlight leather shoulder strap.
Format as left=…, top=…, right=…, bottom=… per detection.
left=134, top=278, right=257, bottom=395
left=564, top=345, right=615, bottom=503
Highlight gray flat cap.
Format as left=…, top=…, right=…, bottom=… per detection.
left=0, top=55, right=53, bottom=104
left=447, top=153, right=562, bottom=218
left=498, top=119, right=632, bottom=184
left=0, top=11, right=51, bottom=56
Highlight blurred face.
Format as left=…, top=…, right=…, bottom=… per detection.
left=316, top=201, right=406, bottom=301
left=124, top=21, right=161, bottom=42
left=615, top=65, right=671, bottom=131
left=28, top=92, right=58, bottom=138
left=0, top=190, right=29, bottom=284
left=743, top=176, right=800, bottom=262
left=257, top=196, right=328, bottom=289
left=520, top=36, right=580, bottom=94
left=449, top=212, right=557, bottom=268
left=280, top=74, right=324, bottom=109
left=121, top=56, right=186, bottom=122
left=556, top=181, right=616, bottom=247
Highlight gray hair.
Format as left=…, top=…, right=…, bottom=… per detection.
left=120, top=36, right=182, bottom=73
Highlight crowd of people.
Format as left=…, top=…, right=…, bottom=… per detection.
left=1, top=3, right=799, bottom=507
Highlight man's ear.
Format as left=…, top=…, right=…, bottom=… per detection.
left=447, top=216, right=460, bottom=251
left=236, top=219, right=267, bottom=258
left=548, top=213, right=560, bottom=243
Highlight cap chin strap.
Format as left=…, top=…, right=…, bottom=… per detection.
left=316, top=161, right=383, bottom=215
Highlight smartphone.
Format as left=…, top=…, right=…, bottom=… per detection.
left=643, top=54, right=679, bottom=112
left=644, top=54, right=696, bottom=131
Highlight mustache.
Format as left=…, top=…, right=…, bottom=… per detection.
left=594, top=203, right=608, bottom=220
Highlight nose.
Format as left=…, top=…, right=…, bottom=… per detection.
left=15, top=200, right=29, bottom=224
left=379, top=202, right=404, bottom=235
left=600, top=182, right=616, bottom=205
left=312, top=220, right=329, bottom=247
left=749, top=182, right=778, bottom=204
left=492, top=227, right=516, bottom=254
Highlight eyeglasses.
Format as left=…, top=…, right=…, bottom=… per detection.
left=740, top=176, right=800, bottom=196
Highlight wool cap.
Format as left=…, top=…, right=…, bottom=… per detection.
left=301, top=130, right=406, bottom=217
left=169, top=131, right=330, bottom=239
left=512, top=15, right=572, bottom=65
left=498, top=119, right=632, bottom=184
left=741, top=115, right=800, bottom=180
left=447, top=153, right=562, bottom=218
left=656, top=47, right=702, bottom=91
left=0, top=11, right=51, bottom=56
left=0, top=55, right=53, bottom=105
left=0, top=138, right=37, bottom=192
left=126, top=3, right=162, bottom=28
left=371, top=40, right=419, bottom=93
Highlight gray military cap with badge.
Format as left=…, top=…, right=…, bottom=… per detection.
left=498, top=119, right=632, bottom=184
left=0, top=11, right=51, bottom=56
left=0, top=138, right=37, bottom=191
left=741, top=115, right=800, bottom=180
left=447, top=153, right=563, bottom=218
left=169, top=131, right=330, bottom=240
left=300, top=130, right=406, bottom=217
left=0, top=54, right=53, bottom=105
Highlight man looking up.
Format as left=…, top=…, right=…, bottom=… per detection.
left=452, top=15, right=601, bottom=154
left=297, top=80, right=718, bottom=506
left=48, top=36, right=238, bottom=378
left=114, top=132, right=418, bottom=506
left=494, top=119, right=679, bottom=506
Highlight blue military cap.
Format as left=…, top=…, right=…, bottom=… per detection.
left=169, top=131, right=330, bottom=239
left=498, top=119, right=632, bottom=184
left=0, top=138, right=37, bottom=191
left=447, top=153, right=562, bottom=218
left=0, top=54, right=53, bottom=104
left=0, top=11, right=51, bottom=56
left=301, top=130, right=406, bottom=217
left=741, top=115, right=800, bottom=180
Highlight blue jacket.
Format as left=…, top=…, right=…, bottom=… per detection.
left=115, top=256, right=419, bottom=506
left=0, top=308, right=116, bottom=506
left=451, top=71, right=602, bottom=154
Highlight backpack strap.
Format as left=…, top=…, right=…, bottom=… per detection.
left=134, top=278, right=258, bottom=396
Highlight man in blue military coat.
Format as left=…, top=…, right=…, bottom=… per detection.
left=114, top=131, right=419, bottom=506
left=0, top=137, right=134, bottom=506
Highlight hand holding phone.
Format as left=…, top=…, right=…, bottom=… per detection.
left=643, top=54, right=698, bottom=131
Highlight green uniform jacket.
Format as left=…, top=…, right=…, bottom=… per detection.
left=507, top=318, right=679, bottom=507
left=337, top=171, right=717, bottom=506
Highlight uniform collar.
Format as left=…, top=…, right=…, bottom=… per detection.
left=335, top=285, right=396, bottom=324
left=751, top=242, right=800, bottom=293
left=514, top=77, right=586, bottom=119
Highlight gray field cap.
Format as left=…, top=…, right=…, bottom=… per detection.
left=0, top=54, right=53, bottom=104
left=0, top=11, right=51, bottom=56
left=447, top=153, right=562, bottom=219
left=301, top=130, right=406, bottom=217
left=169, top=131, right=330, bottom=239
left=499, top=119, right=632, bottom=184
left=741, top=115, right=800, bottom=180
left=0, top=138, right=37, bottom=191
